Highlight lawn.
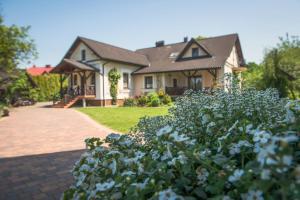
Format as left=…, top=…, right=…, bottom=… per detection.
left=77, top=107, right=169, bottom=133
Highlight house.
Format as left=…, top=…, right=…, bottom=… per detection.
left=26, top=65, right=54, bottom=76
left=51, top=33, right=246, bottom=107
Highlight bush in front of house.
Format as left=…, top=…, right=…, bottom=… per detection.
left=63, top=87, right=300, bottom=200
left=134, top=91, right=172, bottom=107
left=137, top=95, right=148, bottom=106
left=123, top=98, right=137, bottom=107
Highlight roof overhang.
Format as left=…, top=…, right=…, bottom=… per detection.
left=51, top=59, right=99, bottom=74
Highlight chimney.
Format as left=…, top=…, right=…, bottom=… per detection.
left=184, top=37, right=188, bottom=42
left=155, top=40, right=164, bottom=47
left=45, top=64, right=51, bottom=68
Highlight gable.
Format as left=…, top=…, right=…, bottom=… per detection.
left=181, top=43, right=208, bottom=58
left=69, top=42, right=99, bottom=61
left=176, top=38, right=211, bottom=61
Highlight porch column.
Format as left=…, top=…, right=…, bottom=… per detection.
left=59, top=73, right=63, bottom=98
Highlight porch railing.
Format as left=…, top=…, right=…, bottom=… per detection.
left=165, top=87, right=188, bottom=96
left=67, top=85, right=96, bottom=97
left=165, top=86, right=213, bottom=96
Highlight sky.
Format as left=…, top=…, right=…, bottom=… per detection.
left=1, top=0, right=299, bottom=68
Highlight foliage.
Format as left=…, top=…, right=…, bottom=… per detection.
left=123, top=98, right=137, bottom=107
left=31, top=74, right=66, bottom=101
left=0, top=15, right=37, bottom=72
left=64, top=86, right=299, bottom=200
left=7, top=72, right=38, bottom=103
left=162, top=94, right=172, bottom=105
left=0, top=104, right=9, bottom=117
left=77, top=107, right=169, bottom=133
left=137, top=95, right=148, bottom=106
left=108, top=68, right=121, bottom=105
left=136, top=92, right=172, bottom=107
left=242, top=62, right=264, bottom=89
left=243, top=34, right=300, bottom=98
left=147, top=92, right=161, bottom=107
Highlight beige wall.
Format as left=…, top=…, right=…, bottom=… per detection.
left=182, top=43, right=207, bottom=58
left=132, top=73, right=158, bottom=96
left=220, top=45, right=241, bottom=88
left=70, top=43, right=98, bottom=61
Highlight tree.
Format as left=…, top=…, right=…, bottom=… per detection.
left=242, top=34, right=300, bottom=98
left=0, top=15, right=37, bottom=72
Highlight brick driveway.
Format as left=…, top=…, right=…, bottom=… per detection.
left=0, top=103, right=112, bottom=199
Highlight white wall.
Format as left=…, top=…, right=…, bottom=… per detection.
left=101, top=61, right=140, bottom=100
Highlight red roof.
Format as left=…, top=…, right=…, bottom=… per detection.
left=26, top=65, right=54, bottom=76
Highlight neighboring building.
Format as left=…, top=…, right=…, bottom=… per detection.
left=51, top=33, right=246, bottom=107
left=26, top=65, right=54, bottom=76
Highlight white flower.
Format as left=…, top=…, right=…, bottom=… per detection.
left=151, top=150, right=160, bottom=160
left=256, top=143, right=276, bottom=166
left=253, top=130, right=271, bottom=144
left=157, top=125, right=172, bottom=137
left=196, top=168, right=209, bottom=184
left=168, top=151, right=187, bottom=166
left=106, top=133, right=121, bottom=140
left=76, top=172, right=86, bottom=187
left=169, top=132, right=190, bottom=142
left=243, top=190, right=264, bottom=200
left=121, top=171, right=135, bottom=176
left=223, top=196, right=232, bottom=200
left=228, top=169, right=244, bottom=183
left=107, top=150, right=122, bottom=155
left=158, top=188, right=184, bottom=200
left=135, top=151, right=146, bottom=159
left=118, top=138, right=133, bottom=146
left=229, top=140, right=252, bottom=155
left=131, top=178, right=149, bottom=189
left=96, top=179, right=115, bottom=192
left=109, top=159, right=117, bottom=175
left=79, top=164, right=91, bottom=172
left=282, top=155, right=293, bottom=166
left=260, top=169, right=271, bottom=180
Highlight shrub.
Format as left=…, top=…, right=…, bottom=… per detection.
left=137, top=95, right=147, bottom=106
left=162, top=94, right=172, bottom=105
left=123, top=98, right=137, bottom=107
left=64, top=88, right=300, bottom=200
left=147, top=92, right=161, bottom=107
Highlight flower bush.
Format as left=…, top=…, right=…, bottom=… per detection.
left=63, top=87, right=300, bottom=200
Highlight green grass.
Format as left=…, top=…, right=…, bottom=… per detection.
left=77, top=106, right=169, bottom=133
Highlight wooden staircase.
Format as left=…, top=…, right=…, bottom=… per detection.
left=52, top=96, right=80, bottom=108
left=63, top=96, right=80, bottom=108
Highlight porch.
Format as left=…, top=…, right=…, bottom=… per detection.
left=51, top=59, right=99, bottom=107
left=157, top=68, right=220, bottom=96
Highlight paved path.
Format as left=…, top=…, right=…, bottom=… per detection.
left=0, top=103, right=112, bottom=199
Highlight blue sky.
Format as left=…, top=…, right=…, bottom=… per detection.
left=1, top=0, right=299, bottom=68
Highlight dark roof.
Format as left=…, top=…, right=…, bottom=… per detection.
left=51, top=59, right=98, bottom=73
left=65, top=37, right=149, bottom=67
left=133, top=34, right=244, bottom=74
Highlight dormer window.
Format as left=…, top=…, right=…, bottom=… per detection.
left=192, top=48, right=199, bottom=57
left=81, top=49, right=86, bottom=61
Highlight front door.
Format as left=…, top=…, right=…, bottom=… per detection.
left=188, top=76, right=202, bottom=90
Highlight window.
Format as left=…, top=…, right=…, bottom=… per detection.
left=188, top=76, right=202, bottom=90
left=144, top=76, right=153, bottom=89
left=192, top=48, right=199, bottom=57
left=123, top=73, right=129, bottom=89
left=81, top=49, right=86, bottom=61
left=173, top=79, right=178, bottom=87
left=91, top=73, right=95, bottom=85
left=73, top=74, right=78, bottom=85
